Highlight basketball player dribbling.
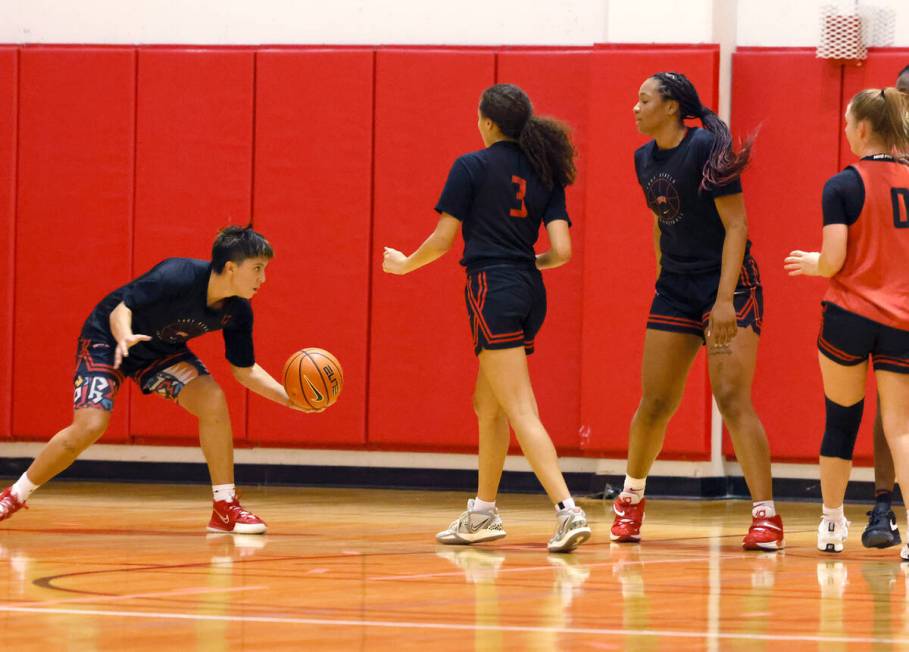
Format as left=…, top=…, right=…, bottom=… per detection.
left=382, top=83, right=591, bottom=553
left=610, top=72, right=784, bottom=551
left=0, top=225, right=311, bottom=533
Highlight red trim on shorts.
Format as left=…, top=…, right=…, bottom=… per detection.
left=818, top=335, right=865, bottom=363
left=466, top=272, right=524, bottom=344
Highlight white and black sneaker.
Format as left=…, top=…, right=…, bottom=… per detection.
left=862, top=504, right=901, bottom=549
left=817, top=516, right=849, bottom=553
left=436, top=499, right=507, bottom=545
left=548, top=507, right=592, bottom=553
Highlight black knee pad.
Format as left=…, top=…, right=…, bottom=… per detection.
left=820, top=397, right=864, bottom=460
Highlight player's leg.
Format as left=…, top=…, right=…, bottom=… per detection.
left=610, top=328, right=701, bottom=543
left=708, top=326, right=782, bottom=549
left=816, top=303, right=875, bottom=552
left=1, top=339, right=121, bottom=521
left=477, top=346, right=590, bottom=552
left=140, top=353, right=265, bottom=534
left=876, top=373, right=909, bottom=560
left=436, top=368, right=510, bottom=545
left=864, top=393, right=900, bottom=548
left=870, top=323, right=909, bottom=559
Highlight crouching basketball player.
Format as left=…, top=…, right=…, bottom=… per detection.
left=0, top=225, right=309, bottom=534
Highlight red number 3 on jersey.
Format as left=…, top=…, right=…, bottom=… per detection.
left=510, top=175, right=527, bottom=218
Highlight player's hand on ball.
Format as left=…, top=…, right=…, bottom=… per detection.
left=286, top=398, right=324, bottom=414
left=784, top=250, right=820, bottom=276
left=114, top=333, right=152, bottom=369
left=382, top=247, right=409, bottom=275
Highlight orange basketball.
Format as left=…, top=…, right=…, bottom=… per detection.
left=282, top=348, right=344, bottom=411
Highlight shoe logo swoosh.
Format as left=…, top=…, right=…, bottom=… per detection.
left=304, top=377, right=324, bottom=402
left=614, top=508, right=625, bottom=517
left=219, top=512, right=230, bottom=524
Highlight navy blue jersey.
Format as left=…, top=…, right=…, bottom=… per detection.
left=634, top=127, right=749, bottom=274
left=81, top=258, right=255, bottom=373
left=435, top=140, right=570, bottom=271
left=819, top=156, right=901, bottom=227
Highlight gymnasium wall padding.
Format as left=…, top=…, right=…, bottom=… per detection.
left=368, top=50, right=495, bottom=449
left=0, top=49, right=15, bottom=439
left=13, top=48, right=135, bottom=442
left=248, top=50, right=374, bottom=446
left=496, top=51, right=591, bottom=451
left=840, top=49, right=909, bottom=167
left=730, top=50, right=842, bottom=462
left=129, top=49, right=254, bottom=443
left=579, top=48, right=719, bottom=458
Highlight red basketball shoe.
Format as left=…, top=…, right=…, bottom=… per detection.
left=208, top=497, right=267, bottom=534
left=742, top=513, right=784, bottom=550
left=610, top=496, right=645, bottom=543
left=0, top=487, right=27, bottom=522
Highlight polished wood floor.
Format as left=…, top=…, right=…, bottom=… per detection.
left=0, top=482, right=906, bottom=650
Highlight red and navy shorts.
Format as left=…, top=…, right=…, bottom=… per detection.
left=73, top=338, right=210, bottom=411
left=818, top=302, right=909, bottom=374
left=465, top=265, right=546, bottom=356
left=646, top=256, right=763, bottom=342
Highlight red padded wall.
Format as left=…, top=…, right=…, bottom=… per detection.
left=731, top=50, right=842, bottom=462
left=579, top=48, right=719, bottom=458
left=13, top=48, right=135, bottom=442
left=0, top=49, right=15, bottom=439
left=130, top=49, right=254, bottom=443
left=840, top=49, right=909, bottom=166
left=496, top=51, right=591, bottom=450
left=249, top=50, right=373, bottom=447
left=369, top=50, right=494, bottom=449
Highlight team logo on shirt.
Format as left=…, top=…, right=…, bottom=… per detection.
left=646, top=173, right=683, bottom=225
left=157, top=319, right=209, bottom=343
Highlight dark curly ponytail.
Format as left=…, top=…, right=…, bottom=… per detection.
left=479, top=83, right=576, bottom=189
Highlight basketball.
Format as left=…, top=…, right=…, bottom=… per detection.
left=282, top=348, right=344, bottom=411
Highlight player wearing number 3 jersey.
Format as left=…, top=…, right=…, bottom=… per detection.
left=382, top=83, right=591, bottom=553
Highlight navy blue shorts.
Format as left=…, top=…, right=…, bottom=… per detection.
left=73, top=338, right=210, bottom=411
left=647, top=256, right=763, bottom=342
left=465, top=265, right=546, bottom=356
left=818, top=302, right=909, bottom=374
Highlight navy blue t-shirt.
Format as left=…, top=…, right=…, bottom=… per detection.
left=81, top=258, right=255, bottom=373
left=435, top=140, right=570, bottom=271
left=819, top=156, right=899, bottom=226
left=635, top=127, right=749, bottom=274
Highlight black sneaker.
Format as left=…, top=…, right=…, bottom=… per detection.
left=862, top=504, right=901, bottom=549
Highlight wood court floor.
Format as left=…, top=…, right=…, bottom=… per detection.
left=0, top=483, right=906, bottom=651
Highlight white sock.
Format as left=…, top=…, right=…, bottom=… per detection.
left=212, top=484, right=236, bottom=503
left=822, top=504, right=844, bottom=522
left=11, top=472, right=39, bottom=502
left=752, top=500, right=776, bottom=518
left=620, top=475, right=646, bottom=504
left=556, top=497, right=576, bottom=512
left=472, top=497, right=496, bottom=513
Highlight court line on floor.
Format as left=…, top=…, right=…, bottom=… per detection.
left=370, top=553, right=754, bottom=581
left=9, top=585, right=267, bottom=608
left=0, top=605, right=901, bottom=644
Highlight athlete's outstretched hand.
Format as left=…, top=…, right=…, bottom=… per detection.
left=382, top=247, right=410, bottom=275
left=706, top=300, right=737, bottom=350
left=114, top=333, right=152, bottom=369
left=784, top=250, right=821, bottom=277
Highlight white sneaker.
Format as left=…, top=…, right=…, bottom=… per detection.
left=548, top=507, right=592, bottom=553
left=900, top=543, right=909, bottom=561
left=436, top=499, right=507, bottom=545
left=817, top=516, right=849, bottom=553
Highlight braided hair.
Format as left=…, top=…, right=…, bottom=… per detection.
left=652, top=72, right=754, bottom=191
